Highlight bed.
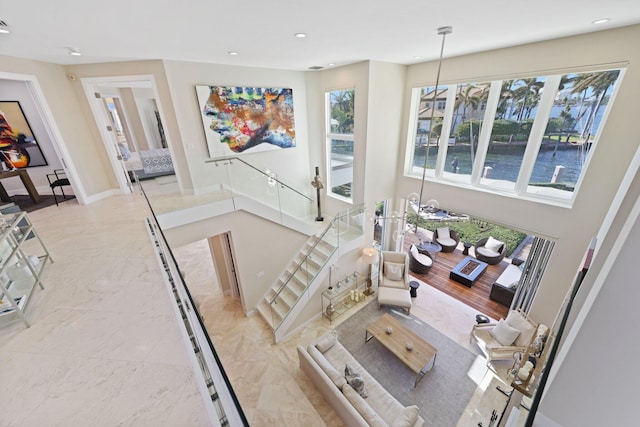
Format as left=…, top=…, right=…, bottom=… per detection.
left=122, top=147, right=175, bottom=181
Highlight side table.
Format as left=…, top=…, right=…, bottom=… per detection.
left=462, top=242, right=472, bottom=256
left=409, top=281, right=420, bottom=298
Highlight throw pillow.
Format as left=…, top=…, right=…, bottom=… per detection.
left=506, top=310, right=536, bottom=347
left=485, top=236, right=504, bottom=252
left=490, top=318, right=521, bottom=346
left=391, top=405, right=420, bottom=427
left=410, top=244, right=420, bottom=259
left=315, top=330, right=337, bottom=353
left=508, top=280, right=520, bottom=290
left=437, top=227, right=450, bottom=239
left=345, top=364, right=367, bottom=398
left=384, top=262, right=404, bottom=281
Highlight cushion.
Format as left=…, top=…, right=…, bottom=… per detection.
left=410, top=244, right=420, bottom=258
left=307, top=344, right=347, bottom=388
left=341, top=384, right=387, bottom=427
left=345, top=364, right=367, bottom=398
left=484, top=236, right=504, bottom=252
left=508, top=280, right=519, bottom=290
left=490, top=318, right=521, bottom=346
left=391, top=405, right=420, bottom=427
left=437, top=227, right=450, bottom=239
left=315, top=330, right=337, bottom=353
left=384, top=262, right=404, bottom=281
left=506, top=310, right=536, bottom=347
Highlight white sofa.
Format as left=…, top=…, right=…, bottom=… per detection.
left=298, top=331, right=424, bottom=427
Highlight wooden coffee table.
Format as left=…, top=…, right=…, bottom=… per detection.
left=365, top=313, right=437, bottom=387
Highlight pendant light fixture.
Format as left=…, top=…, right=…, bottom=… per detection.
left=412, top=26, right=452, bottom=234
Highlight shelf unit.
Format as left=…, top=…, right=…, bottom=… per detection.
left=0, top=211, right=51, bottom=327
left=322, top=272, right=366, bottom=323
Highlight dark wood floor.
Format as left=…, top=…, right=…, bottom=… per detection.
left=402, top=236, right=510, bottom=321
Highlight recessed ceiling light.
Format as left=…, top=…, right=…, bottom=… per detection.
left=414, top=56, right=422, bottom=59
left=328, top=63, right=336, bottom=67
left=592, top=18, right=610, bottom=25
left=228, top=51, right=239, bottom=55
left=294, top=33, right=307, bottom=38
left=67, top=47, right=82, bottom=56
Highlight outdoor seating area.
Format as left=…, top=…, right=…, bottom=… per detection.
left=402, top=228, right=530, bottom=321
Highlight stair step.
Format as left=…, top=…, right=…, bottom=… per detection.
left=256, top=302, right=278, bottom=329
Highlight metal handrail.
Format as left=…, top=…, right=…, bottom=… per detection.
left=206, top=156, right=313, bottom=202
left=269, top=203, right=365, bottom=308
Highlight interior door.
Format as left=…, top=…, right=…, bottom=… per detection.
left=100, top=95, right=133, bottom=190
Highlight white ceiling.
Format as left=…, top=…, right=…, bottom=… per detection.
left=1, top=0, right=639, bottom=71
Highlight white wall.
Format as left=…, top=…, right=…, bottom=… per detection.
left=162, top=209, right=309, bottom=312
left=396, top=24, right=640, bottom=325
left=162, top=60, right=312, bottom=199
left=535, top=189, right=640, bottom=426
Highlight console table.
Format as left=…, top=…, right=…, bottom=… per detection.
left=0, top=170, right=41, bottom=204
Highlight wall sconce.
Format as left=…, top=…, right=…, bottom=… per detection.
left=362, top=247, right=379, bottom=295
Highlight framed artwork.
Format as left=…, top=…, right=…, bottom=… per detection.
left=196, top=85, right=296, bottom=157
left=0, top=101, right=48, bottom=168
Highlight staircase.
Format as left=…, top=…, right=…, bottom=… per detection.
left=256, top=204, right=366, bottom=342
left=257, top=236, right=336, bottom=330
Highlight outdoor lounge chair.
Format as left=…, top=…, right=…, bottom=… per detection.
left=434, top=226, right=460, bottom=253
left=475, top=236, right=507, bottom=265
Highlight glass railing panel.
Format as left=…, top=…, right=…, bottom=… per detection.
left=268, top=204, right=365, bottom=331
left=141, top=188, right=248, bottom=427
left=205, top=157, right=314, bottom=223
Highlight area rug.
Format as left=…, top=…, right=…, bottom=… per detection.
left=335, top=301, right=478, bottom=427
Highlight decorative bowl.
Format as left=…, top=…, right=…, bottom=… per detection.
left=406, top=341, right=414, bottom=351
left=385, top=327, right=393, bottom=334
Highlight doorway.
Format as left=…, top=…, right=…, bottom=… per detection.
left=0, top=72, right=85, bottom=204
left=81, top=75, right=178, bottom=194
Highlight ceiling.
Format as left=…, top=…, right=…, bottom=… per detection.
left=1, top=0, right=639, bottom=71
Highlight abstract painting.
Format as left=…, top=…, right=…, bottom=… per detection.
left=196, top=85, right=296, bottom=156
left=0, top=101, right=48, bottom=168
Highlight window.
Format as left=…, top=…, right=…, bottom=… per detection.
left=410, top=85, right=448, bottom=175
left=527, top=70, right=621, bottom=195
left=481, top=77, right=546, bottom=189
left=445, top=82, right=491, bottom=182
left=326, top=90, right=355, bottom=200
left=406, top=67, right=623, bottom=204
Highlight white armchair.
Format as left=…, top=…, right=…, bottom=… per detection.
left=470, top=309, right=538, bottom=365
left=377, top=251, right=412, bottom=313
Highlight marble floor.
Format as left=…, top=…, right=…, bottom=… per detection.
left=0, top=194, right=211, bottom=426
left=173, top=239, right=529, bottom=427
left=0, top=186, right=528, bottom=426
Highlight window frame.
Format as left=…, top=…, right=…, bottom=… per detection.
left=405, top=66, right=626, bottom=207
left=325, top=89, right=355, bottom=202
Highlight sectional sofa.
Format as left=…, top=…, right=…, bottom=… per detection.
left=298, top=330, right=424, bottom=427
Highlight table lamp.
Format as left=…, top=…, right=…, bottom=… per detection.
left=362, top=247, right=379, bottom=296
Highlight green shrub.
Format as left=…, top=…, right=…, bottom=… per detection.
left=407, top=213, right=528, bottom=256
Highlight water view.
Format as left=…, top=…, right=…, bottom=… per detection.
left=414, top=144, right=588, bottom=185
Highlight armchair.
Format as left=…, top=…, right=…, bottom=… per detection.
left=475, top=236, right=507, bottom=265
left=408, top=244, right=433, bottom=274
left=377, top=251, right=412, bottom=313
left=434, top=226, right=460, bottom=253
left=470, top=309, right=537, bottom=365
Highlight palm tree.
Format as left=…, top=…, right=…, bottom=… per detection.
left=571, top=70, right=620, bottom=140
